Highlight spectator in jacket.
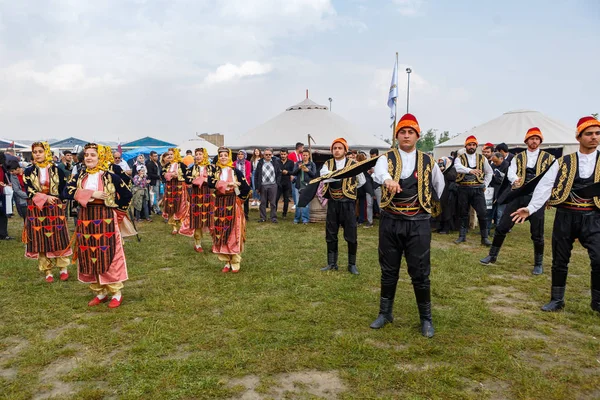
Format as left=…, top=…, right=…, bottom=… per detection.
left=235, top=150, right=252, bottom=219
left=146, top=151, right=163, bottom=214
left=489, top=152, right=510, bottom=231
left=56, top=150, right=74, bottom=179
left=277, top=149, right=294, bottom=219
left=291, top=149, right=316, bottom=224
left=0, top=152, right=12, bottom=239
left=287, top=142, right=304, bottom=210
left=254, top=148, right=282, bottom=223
left=7, top=160, right=27, bottom=221
left=250, top=148, right=262, bottom=206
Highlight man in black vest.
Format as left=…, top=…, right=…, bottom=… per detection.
left=512, top=116, right=600, bottom=312
left=276, top=149, right=294, bottom=219
left=320, top=137, right=365, bottom=275
left=454, top=135, right=493, bottom=245
left=369, top=113, right=444, bottom=337
left=481, top=128, right=554, bottom=274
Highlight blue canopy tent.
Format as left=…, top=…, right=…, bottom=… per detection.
left=121, top=146, right=171, bottom=166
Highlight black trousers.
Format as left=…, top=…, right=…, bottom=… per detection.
left=551, top=209, right=600, bottom=290
left=0, top=213, right=7, bottom=237
left=457, top=186, right=488, bottom=227
left=495, top=194, right=544, bottom=246
left=379, top=214, right=431, bottom=290
left=325, top=200, right=357, bottom=254
left=277, top=181, right=292, bottom=216
left=243, top=197, right=249, bottom=219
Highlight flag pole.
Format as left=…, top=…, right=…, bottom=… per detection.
left=391, top=52, right=398, bottom=148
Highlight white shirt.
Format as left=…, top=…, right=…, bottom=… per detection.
left=454, top=152, right=493, bottom=187
left=117, top=160, right=131, bottom=172
left=219, top=166, right=233, bottom=182
left=83, top=172, right=100, bottom=191
left=320, top=158, right=366, bottom=188
left=526, top=150, right=599, bottom=215
left=39, top=166, right=48, bottom=186
left=373, top=149, right=445, bottom=199
left=507, top=149, right=540, bottom=184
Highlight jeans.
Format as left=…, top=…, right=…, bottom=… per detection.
left=135, top=196, right=150, bottom=220
left=294, top=206, right=310, bottom=223
left=366, top=193, right=374, bottom=224
left=151, top=182, right=162, bottom=212
left=251, top=172, right=260, bottom=201
left=292, top=185, right=298, bottom=206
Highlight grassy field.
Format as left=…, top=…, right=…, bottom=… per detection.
left=1, top=207, right=600, bottom=400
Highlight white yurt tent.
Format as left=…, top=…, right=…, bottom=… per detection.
left=228, top=97, right=390, bottom=153
left=178, top=137, right=220, bottom=156
left=434, top=110, right=578, bottom=158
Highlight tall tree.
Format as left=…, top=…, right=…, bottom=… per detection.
left=417, top=129, right=438, bottom=152
left=438, top=131, right=450, bottom=144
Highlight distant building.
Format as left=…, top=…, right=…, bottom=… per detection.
left=198, top=133, right=224, bottom=147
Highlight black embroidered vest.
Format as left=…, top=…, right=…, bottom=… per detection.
left=322, top=158, right=357, bottom=201
left=549, top=152, right=600, bottom=210
left=455, top=154, right=485, bottom=185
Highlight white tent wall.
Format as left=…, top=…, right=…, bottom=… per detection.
left=228, top=97, right=390, bottom=153
left=433, top=110, right=578, bottom=159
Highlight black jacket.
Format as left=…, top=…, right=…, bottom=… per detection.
left=491, top=160, right=509, bottom=200
left=279, top=159, right=294, bottom=186
left=145, top=159, right=162, bottom=185
left=254, top=159, right=282, bottom=191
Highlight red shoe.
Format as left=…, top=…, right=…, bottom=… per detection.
left=88, top=296, right=109, bottom=307
left=221, top=265, right=230, bottom=273
left=194, top=246, right=203, bottom=253
left=231, top=268, right=240, bottom=274
left=45, top=275, right=54, bottom=283
left=108, top=297, right=122, bottom=308
left=59, top=271, right=69, bottom=281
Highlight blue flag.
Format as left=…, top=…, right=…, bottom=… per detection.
left=387, top=58, right=398, bottom=128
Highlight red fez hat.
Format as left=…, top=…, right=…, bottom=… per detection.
left=395, top=113, right=421, bottom=137
left=465, top=135, right=478, bottom=146
left=577, top=116, right=600, bottom=136
left=483, top=142, right=494, bottom=149
left=524, top=127, right=543, bottom=143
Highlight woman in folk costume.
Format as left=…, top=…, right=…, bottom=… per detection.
left=180, top=147, right=214, bottom=252
left=23, top=142, right=73, bottom=283
left=63, top=144, right=132, bottom=308
left=209, top=147, right=251, bottom=273
left=161, top=148, right=190, bottom=235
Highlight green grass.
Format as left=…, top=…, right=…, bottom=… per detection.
left=1, top=207, right=600, bottom=399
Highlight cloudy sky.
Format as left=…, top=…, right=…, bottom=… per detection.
left=0, top=0, right=598, bottom=144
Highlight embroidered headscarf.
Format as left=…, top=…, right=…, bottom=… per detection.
left=194, top=147, right=210, bottom=167
left=216, top=146, right=233, bottom=168
left=169, top=148, right=183, bottom=164
left=83, top=143, right=110, bottom=174
left=103, top=146, right=115, bottom=171
left=31, top=142, right=54, bottom=168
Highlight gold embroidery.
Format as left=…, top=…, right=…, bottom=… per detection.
left=456, top=154, right=484, bottom=184
left=380, top=148, right=402, bottom=208
left=595, top=152, right=600, bottom=209
left=549, top=154, right=577, bottom=206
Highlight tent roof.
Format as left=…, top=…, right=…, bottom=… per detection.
left=229, top=97, right=390, bottom=151
left=178, top=138, right=220, bottom=156
left=436, top=110, right=577, bottom=149
left=49, top=137, right=88, bottom=148
left=0, top=139, right=28, bottom=149
left=122, top=136, right=176, bottom=148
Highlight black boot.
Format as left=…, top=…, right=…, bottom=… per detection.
left=414, top=286, right=434, bottom=338
left=454, top=224, right=467, bottom=244
left=321, top=244, right=339, bottom=271
left=591, top=289, right=600, bottom=313
left=370, top=284, right=396, bottom=329
left=541, top=286, right=565, bottom=312
left=479, top=219, right=491, bottom=246
left=532, top=243, right=544, bottom=275
left=480, top=234, right=505, bottom=265
left=347, top=245, right=359, bottom=275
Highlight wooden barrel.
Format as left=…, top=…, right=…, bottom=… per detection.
left=309, top=197, right=327, bottom=223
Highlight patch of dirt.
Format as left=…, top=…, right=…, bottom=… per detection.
left=162, top=345, right=191, bottom=361
left=159, top=267, right=172, bottom=271
left=310, top=302, right=324, bottom=307
left=227, top=370, right=345, bottom=400
left=127, top=279, right=145, bottom=287
left=0, top=337, right=29, bottom=363
left=464, top=378, right=511, bottom=400
left=509, top=329, right=547, bottom=340
left=364, top=339, right=408, bottom=352
left=0, top=367, right=17, bottom=380
left=33, top=357, right=81, bottom=400
left=518, top=350, right=563, bottom=372
left=44, top=323, right=87, bottom=341
left=396, top=362, right=449, bottom=372
left=486, top=285, right=536, bottom=316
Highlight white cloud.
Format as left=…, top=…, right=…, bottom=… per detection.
left=2, top=62, right=124, bottom=91
left=203, top=61, right=273, bottom=85
left=393, top=0, right=424, bottom=16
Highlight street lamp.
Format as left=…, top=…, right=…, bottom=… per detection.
left=328, top=97, right=332, bottom=111
left=405, top=68, right=412, bottom=113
